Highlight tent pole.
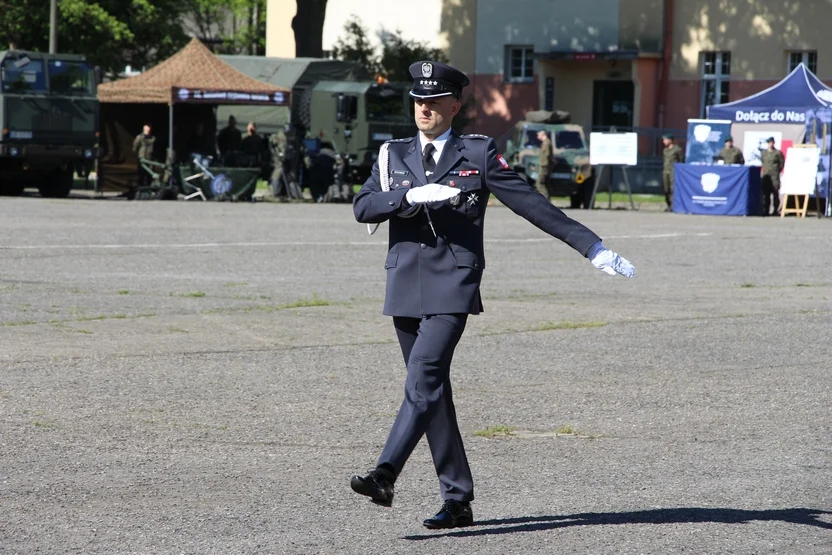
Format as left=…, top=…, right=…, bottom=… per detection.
left=168, top=103, right=174, bottom=165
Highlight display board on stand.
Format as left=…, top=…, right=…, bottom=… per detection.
left=588, top=132, right=638, bottom=209
left=780, top=144, right=821, bottom=218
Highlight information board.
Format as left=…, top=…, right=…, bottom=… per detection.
left=780, top=145, right=820, bottom=195
left=589, top=133, right=638, bottom=166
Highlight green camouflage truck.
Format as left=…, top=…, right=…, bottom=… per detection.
left=0, top=49, right=99, bottom=197
left=503, top=110, right=593, bottom=209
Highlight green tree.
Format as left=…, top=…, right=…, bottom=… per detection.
left=378, top=30, right=448, bottom=82
left=182, top=0, right=266, bottom=55
left=331, top=16, right=380, bottom=77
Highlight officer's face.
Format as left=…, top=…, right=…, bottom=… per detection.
left=414, top=96, right=461, bottom=137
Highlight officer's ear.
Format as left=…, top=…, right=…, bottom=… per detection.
left=450, top=97, right=462, bottom=117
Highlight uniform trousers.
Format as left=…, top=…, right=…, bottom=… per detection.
left=761, top=174, right=781, bottom=214
left=377, top=313, right=474, bottom=502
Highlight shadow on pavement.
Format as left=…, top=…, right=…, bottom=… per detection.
left=403, top=507, right=832, bottom=540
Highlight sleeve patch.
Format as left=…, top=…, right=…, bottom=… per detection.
left=497, top=154, right=510, bottom=169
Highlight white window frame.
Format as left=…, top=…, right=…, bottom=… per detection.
left=505, top=45, right=534, bottom=83
left=788, top=51, right=817, bottom=74
left=700, top=51, right=731, bottom=117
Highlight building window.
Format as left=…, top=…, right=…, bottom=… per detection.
left=505, top=45, right=534, bottom=83
left=700, top=51, right=730, bottom=117
left=788, top=51, right=817, bottom=74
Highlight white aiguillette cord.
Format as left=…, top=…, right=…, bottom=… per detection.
left=367, top=142, right=389, bottom=235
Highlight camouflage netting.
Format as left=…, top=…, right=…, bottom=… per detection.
left=524, top=110, right=572, bottom=124
left=98, top=38, right=289, bottom=104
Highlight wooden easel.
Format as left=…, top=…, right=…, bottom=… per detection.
left=780, top=144, right=822, bottom=219
left=780, top=192, right=810, bottom=218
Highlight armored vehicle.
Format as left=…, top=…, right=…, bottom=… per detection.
left=217, top=56, right=416, bottom=184
left=0, top=49, right=99, bottom=197
left=503, top=110, right=593, bottom=208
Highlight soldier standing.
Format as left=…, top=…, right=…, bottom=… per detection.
left=132, top=124, right=155, bottom=188
left=662, top=133, right=685, bottom=212
left=269, top=126, right=288, bottom=198
left=761, top=137, right=785, bottom=215
left=350, top=60, right=635, bottom=530
left=536, top=129, right=552, bottom=198
left=718, top=136, right=745, bottom=165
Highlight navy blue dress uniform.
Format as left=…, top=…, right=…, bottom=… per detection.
left=350, top=61, right=619, bottom=529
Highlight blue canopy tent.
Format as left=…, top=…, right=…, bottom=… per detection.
left=707, top=63, right=832, bottom=212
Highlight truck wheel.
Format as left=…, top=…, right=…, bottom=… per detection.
left=0, top=181, right=25, bottom=196
left=38, top=169, right=73, bottom=198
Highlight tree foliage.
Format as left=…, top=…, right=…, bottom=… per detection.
left=0, top=0, right=266, bottom=76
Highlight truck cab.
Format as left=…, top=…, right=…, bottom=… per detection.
left=0, top=50, right=99, bottom=197
left=503, top=111, right=593, bottom=208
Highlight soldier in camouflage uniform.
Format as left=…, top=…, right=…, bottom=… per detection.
left=535, top=129, right=552, bottom=198
left=269, top=126, right=289, bottom=198
left=718, top=136, right=744, bottom=165
left=132, top=124, right=156, bottom=188
left=662, top=133, right=685, bottom=211
left=761, top=137, right=785, bottom=216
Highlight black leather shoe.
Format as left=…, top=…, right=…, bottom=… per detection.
left=423, top=499, right=474, bottom=529
left=350, top=468, right=395, bottom=507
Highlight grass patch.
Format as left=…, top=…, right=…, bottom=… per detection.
left=223, top=282, right=247, bottom=288
left=795, top=282, right=826, bottom=287
left=279, top=295, right=331, bottom=309
left=474, top=425, right=516, bottom=438
left=556, top=424, right=576, bottom=435
left=531, top=321, right=608, bottom=332
left=118, top=290, right=130, bottom=295
left=256, top=179, right=269, bottom=192
left=182, top=291, right=206, bottom=298
left=739, top=283, right=756, bottom=288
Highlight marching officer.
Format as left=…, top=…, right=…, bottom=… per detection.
left=761, top=137, right=785, bottom=215
left=662, top=133, right=685, bottom=211
left=536, top=129, right=552, bottom=198
left=350, top=60, right=636, bottom=530
left=718, top=136, right=745, bottom=165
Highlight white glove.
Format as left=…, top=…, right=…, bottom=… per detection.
left=405, top=183, right=461, bottom=204
left=587, top=241, right=636, bottom=278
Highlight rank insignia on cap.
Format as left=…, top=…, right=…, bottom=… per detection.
left=421, top=62, right=433, bottom=78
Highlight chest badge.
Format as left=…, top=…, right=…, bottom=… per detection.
left=402, top=180, right=410, bottom=187
left=467, top=193, right=478, bottom=206
left=450, top=194, right=461, bottom=207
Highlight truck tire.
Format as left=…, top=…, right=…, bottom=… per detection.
left=0, top=181, right=25, bottom=196
left=38, top=169, right=73, bottom=199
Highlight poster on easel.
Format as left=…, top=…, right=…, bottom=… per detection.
left=780, top=145, right=820, bottom=195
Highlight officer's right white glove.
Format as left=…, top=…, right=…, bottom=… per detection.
left=405, top=183, right=461, bottom=204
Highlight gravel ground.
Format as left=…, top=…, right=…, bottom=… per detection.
left=0, top=196, right=830, bottom=555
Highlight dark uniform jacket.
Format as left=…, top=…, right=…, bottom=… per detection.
left=353, top=133, right=601, bottom=318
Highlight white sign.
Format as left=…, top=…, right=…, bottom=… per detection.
left=589, top=132, right=638, bottom=166
left=780, top=146, right=820, bottom=195
left=742, top=130, right=782, bottom=167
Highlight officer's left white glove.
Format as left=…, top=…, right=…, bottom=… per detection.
left=587, top=241, right=636, bottom=278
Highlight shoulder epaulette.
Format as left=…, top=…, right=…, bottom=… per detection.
left=386, top=137, right=414, bottom=143
left=462, top=134, right=490, bottom=140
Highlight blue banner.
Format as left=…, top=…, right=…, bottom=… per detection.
left=673, top=164, right=762, bottom=216
left=685, top=119, right=733, bottom=164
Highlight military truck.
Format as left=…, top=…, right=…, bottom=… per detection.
left=0, top=49, right=99, bottom=197
left=502, top=110, right=593, bottom=209
left=217, top=56, right=416, bottom=184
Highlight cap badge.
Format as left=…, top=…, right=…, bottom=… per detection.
left=421, top=62, right=433, bottom=78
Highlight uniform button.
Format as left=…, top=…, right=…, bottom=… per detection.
left=420, top=243, right=426, bottom=249
left=388, top=201, right=395, bottom=206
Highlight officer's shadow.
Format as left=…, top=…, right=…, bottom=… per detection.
left=402, top=507, right=832, bottom=540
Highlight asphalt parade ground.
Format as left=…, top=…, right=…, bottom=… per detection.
left=1, top=196, right=830, bottom=554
